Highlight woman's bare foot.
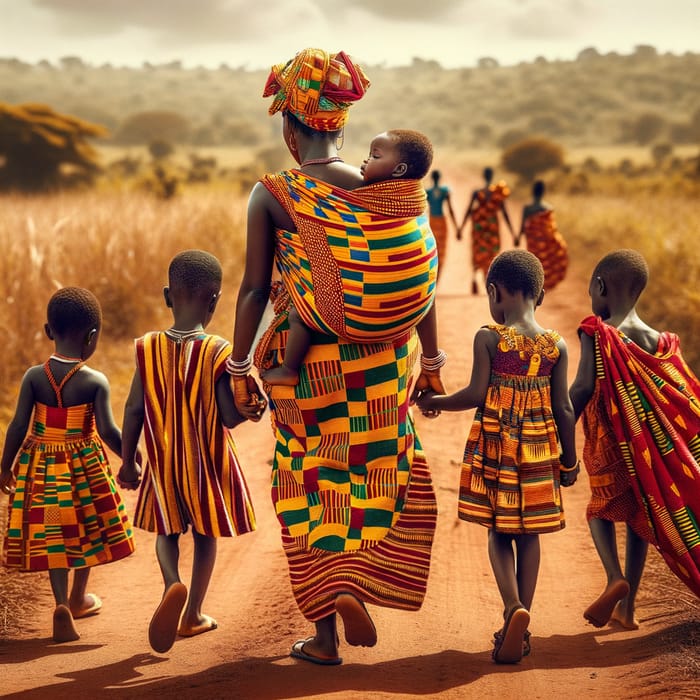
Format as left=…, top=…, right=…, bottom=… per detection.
left=53, top=605, right=80, bottom=643
left=335, top=593, right=377, bottom=647
left=610, top=600, right=640, bottom=630
left=69, top=593, right=102, bottom=619
left=178, top=613, right=218, bottom=638
left=262, top=365, right=300, bottom=386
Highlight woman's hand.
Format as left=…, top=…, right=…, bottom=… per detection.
left=232, top=375, right=268, bottom=422
left=410, top=370, right=446, bottom=418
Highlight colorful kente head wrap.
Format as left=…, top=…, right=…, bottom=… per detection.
left=263, top=48, right=370, bottom=132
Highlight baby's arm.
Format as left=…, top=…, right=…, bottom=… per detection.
left=215, top=372, right=246, bottom=429
left=551, top=340, right=577, bottom=485
left=118, top=369, right=145, bottom=488
left=417, top=327, right=493, bottom=412
left=0, top=370, right=36, bottom=492
left=569, top=332, right=596, bottom=421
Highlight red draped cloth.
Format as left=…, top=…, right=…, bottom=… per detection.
left=580, top=315, right=700, bottom=598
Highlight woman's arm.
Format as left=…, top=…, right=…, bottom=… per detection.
left=501, top=200, right=515, bottom=239
left=444, top=191, right=459, bottom=231
left=231, top=183, right=278, bottom=362
left=458, top=191, right=477, bottom=235
left=230, top=183, right=280, bottom=420
left=569, top=331, right=596, bottom=420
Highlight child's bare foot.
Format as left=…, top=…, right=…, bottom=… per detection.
left=584, top=579, right=630, bottom=627
left=262, top=365, right=300, bottom=386
left=149, top=582, right=187, bottom=653
left=178, top=613, right=218, bottom=638
left=610, top=601, right=640, bottom=630
left=53, top=605, right=80, bottom=643
left=69, top=593, right=102, bottom=619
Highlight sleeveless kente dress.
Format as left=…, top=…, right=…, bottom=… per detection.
left=3, top=360, right=135, bottom=571
left=458, top=325, right=566, bottom=534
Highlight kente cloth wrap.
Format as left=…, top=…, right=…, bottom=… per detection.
left=458, top=325, right=566, bottom=534
left=263, top=48, right=369, bottom=131
left=132, top=332, right=256, bottom=537
left=579, top=315, right=700, bottom=597
left=3, top=361, right=134, bottom=571
left=262, top=170, right=437, bottom=343
left=471, top=182, right=510, bottom=274
left=253, top=189, right=437, bottom=617
left=523, top=209, right=568, bottom=290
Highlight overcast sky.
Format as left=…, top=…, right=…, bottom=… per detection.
left=1, top=0, right=698, bottom=70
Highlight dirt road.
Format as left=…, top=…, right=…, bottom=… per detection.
left=1, top=176, right=698, bottom=699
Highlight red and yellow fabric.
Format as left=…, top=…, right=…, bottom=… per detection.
left=580, top=315, right=700, bottom=598
left=252, top=178, right=438, bottom=620
left=4, top=364, right=134, bottom=571
left=523, top=209, right=568, bottom=290
left=262, top=170, right=437, bottom=343
left=471, top=182, right=509, bottom=274
left=263, top=48, right=369, bottom=132
left=133, top=332, right=256, bottom=538
left=458, top=325, right=566, bottom=534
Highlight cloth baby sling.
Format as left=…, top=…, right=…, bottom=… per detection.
left=261, top=170, right=438, bottom=343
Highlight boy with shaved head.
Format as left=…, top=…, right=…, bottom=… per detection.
left=570, top=249, right=700, bottom=630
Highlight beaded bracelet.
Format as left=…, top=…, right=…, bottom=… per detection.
left=420, top=349, right=447, bottom=372
left=560, top=459, right=581, bottom=473
left=225, top=355, right=253, bottom=377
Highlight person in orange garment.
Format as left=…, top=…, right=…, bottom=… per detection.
left=119, top=250, right=256, bottom=654
left=229, top=48, right=444, bottom=666
left=0, top=287, right=135, bottom=643
left=517, top=180, right=568, bottom=291
left=426, top=169, right=459, bottom=282
left=570, top=249, right=700, bottom=630
left=459, top=167, right=515, bottom=294
left=418, top=250, right=578, bottom=664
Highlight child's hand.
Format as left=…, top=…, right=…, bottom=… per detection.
left=117, top=462, right=142, bottom=490
left=0, top=469, right=16, bottom=496
left=411, top=371, right=446, bottom=419
left=559, top=460, right=580, bottom=488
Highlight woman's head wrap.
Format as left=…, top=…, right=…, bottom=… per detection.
left=263, top=48, right=370, bottom=132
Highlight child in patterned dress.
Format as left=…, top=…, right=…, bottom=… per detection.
left=118, top=250, right=256, bottom=654
left=262, top=129, right=434, bottom=386
left=417, top=249, right=578, bottom=663
left=0, top=287, right=135, bottom=643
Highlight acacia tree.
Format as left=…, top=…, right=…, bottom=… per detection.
left=501, top=137, right=565, bottom=182
left=0, top=102, right=107, bottom=191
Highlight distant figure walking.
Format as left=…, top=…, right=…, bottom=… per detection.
left=426, top=169, right=458, bottom=281
left=517, top=180, right=568, bottom=291
left=459, top=167, right=515, bottom=294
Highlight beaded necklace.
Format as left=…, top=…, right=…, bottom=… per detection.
left=300, top=156, right=343, bottom=167
left=164, top=326, right=204, bottom=343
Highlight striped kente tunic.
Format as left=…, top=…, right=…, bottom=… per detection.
left=132, top=332, right=256, bottom=537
